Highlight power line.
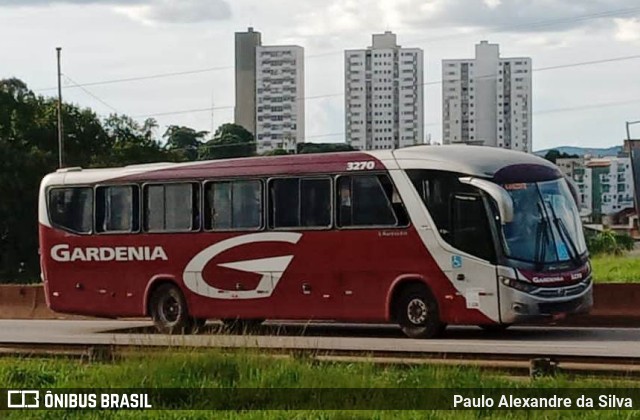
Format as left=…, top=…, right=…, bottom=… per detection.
left=63, top=74, right=119, bottom=113
left=535, top=98, right=640, bottom=115
left=32, top=6, right=640, bottom=92
left=534, top=55, right=640, bottom=72
left=36, top=65, right=233, bottom=93
left=170, top=97, right=640, bottom=151
left=132, top=105, right=234, bottom=119
left=130, top=53, right=640, bottom=119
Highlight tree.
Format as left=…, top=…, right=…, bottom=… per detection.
left=543, top=149, right=579, bottom=164
left=261, top=148, right=290, bottom=156
left=298, top=143, right=356, bottom=154
left=0, top=79, right=58, bottom=281
left=96, top=115, right=179, bottom=167
left=0, top=78, right=205, bottom=281
left=198, top=123, right=255, bottom=160
left=163, top=125, right=207, bottom=161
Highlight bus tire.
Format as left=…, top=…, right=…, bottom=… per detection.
left=396, top=284, right=445, bottom=339
left=149, top=284, right=195, bottom=335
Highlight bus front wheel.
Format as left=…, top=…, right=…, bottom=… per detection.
left=396, top=284, right=445, bottom=339
left=150, top=284, right=195, bottom=334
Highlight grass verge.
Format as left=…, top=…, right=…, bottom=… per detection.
left=0, top=349, right=638, bottom=419
left=591, top=253, right=640, bottom=283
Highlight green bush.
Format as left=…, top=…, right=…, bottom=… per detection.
left=586, top=230, right=634, bottom=256
left=615, top=232, right=635, bottom=251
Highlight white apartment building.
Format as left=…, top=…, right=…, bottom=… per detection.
left=558, top=156, right=635, bottom=219
left=255, top=45, right=305, bottom=154
left=442, top=41, right=532, bottom=152
left=345, top=31, right=424, bottom=150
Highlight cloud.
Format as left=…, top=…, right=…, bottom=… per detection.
left=0, top=0, right=145, bottom=4
left=118, top=0, right=231, bottom=24
left=0, top=0, right=232, bottom=24
left=396, top=0, right=640, bottom=33
left=614, top=17, right=640, bottom=41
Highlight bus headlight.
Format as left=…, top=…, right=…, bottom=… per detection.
left=499, top=276, right=538, bottom=293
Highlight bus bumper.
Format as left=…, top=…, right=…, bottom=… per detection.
left=499, top=279, right=593, bottom=324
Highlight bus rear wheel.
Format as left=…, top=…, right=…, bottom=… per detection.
left=396, top=285, right=445, bottom=339
left=150, top=284, right=195, bottom=335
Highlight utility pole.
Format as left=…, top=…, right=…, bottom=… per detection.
left=56, top=47, right=64, bottom=168
left=625, top=120, right=640, bottom=228
left=210, top=89, right=215, bottom=135
left=626, top=120, right=640, bottom=141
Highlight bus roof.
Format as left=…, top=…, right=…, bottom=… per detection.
left=392, top=145, right=557, bottom=178
left=41, top=145, right=557, bottom=186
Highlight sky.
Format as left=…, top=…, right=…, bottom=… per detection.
left=1, top=0, right=640, bottom=151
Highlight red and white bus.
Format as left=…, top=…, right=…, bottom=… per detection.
left=38, top=145, right=592, bottom=338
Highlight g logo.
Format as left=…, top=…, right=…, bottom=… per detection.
left=183, top=232, right=302, bottom=299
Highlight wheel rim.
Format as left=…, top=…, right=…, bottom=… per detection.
left=407, top=298, right=428, bottom=325
left=159, top=294, right=180, bottom=324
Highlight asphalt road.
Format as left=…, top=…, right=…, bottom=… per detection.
left=0, top=319, right=638, bottom=359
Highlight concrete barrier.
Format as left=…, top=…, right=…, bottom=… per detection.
left=0, top=284, right=638, bottom=326
left=558, top=283, right=640, bottom=327
left=0, top=285, right=56, bottom=319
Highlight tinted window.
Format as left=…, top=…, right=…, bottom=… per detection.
left=205, top=180, right=262, bottom=230
left=300, top=178, right=332, bottom=227
left=144, top=183, right=198, bottom=232
left=408, top=170, right=496, bottom=262
left=451, top=194, right=495, bottom=261
left=48, top=187, right=93, bottom=234
left=96, top=185, right=139, bottom=233
left=337, top=174, right=401, bottom=227
left=269, top=178, right=331, bottom=228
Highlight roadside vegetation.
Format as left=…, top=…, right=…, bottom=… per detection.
left=586, top=230, right=639, bottom=283
left=590, top=253, right=640, bottom=283
left=0, top=350, right=637, bottom=419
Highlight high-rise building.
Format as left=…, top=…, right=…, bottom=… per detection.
left=557, top=156, right=635, bottom=221
left=345, top=31, right=424, bottom=150
left=442, top=41, right=532, bottom=152
left=234, top=27, right=262, bottom=137
left=255, top=45, right=305, bottom=154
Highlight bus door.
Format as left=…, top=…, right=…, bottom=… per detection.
left=446, top=193, right=500, bottom=323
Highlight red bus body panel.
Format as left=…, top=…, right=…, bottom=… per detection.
left=39, top=224, right=491, bottom=325
left=39, top=152, right=495, bottom=325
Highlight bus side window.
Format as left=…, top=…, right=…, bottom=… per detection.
left=451, top=194, right=496, bottom=262
left=144, top=183, right=198, bottom=232
left=95, top=185, right=139, bottom=233
left=337, top=174, right=400, bottom=227
left=300, top=178, right=331, bottom=227
left=204, top=180, right=262, bottom=230
left=48, top=187, right=93, bottom=234
left=379, top=175, right=409, bottom=226
left=269, top=177, right=332, bottom=229
left=270, top=178, right=299, bottom=228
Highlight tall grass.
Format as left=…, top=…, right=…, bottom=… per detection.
left=0, top=350, right=637, bottom=419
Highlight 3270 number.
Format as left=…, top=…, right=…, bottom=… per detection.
left=346, top=161, right=375, bottom=171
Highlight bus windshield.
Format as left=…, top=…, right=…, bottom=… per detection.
left=501, top=178, right=587, bottom=265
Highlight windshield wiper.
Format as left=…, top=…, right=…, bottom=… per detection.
left=534, top=202, right=549, bottom=270
left=545, top=201, right=581, bottom=265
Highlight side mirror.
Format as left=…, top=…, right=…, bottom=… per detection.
left=459, top=177, right=514, bottom=224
